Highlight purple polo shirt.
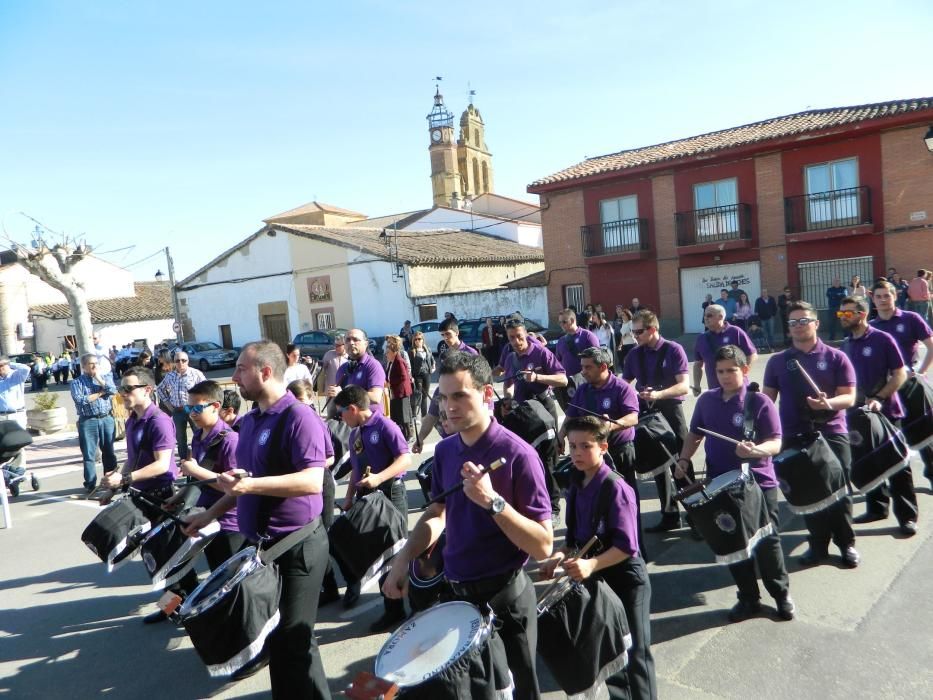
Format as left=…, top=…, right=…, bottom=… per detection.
left=349, top=411, right=410, bottom=482
left=870, top=309, right=932, bottom=369
left=235, top=393, right=328, bottom=541
left=690, top=386, right=780, bottom=489
left=622, top=337, right=690, bottom=402
left=694, top=324, right=757, bottom=389
left=125, top=402, right=178, bottom=491
left=336, top=352, right=386, bottom=391
left=430, top=420, right=551, bottom=582
left=565, top=373, right=640, bottom=445
left=504, top=343, right=565, bottom=403
left=569, top=464, right=640, bottom=557
left=191, top=420, right=239, bottom=533
left=555, top=327, right=600, bottom=376
left=763, top=341, right=856, bottom=436
left=496, top=334, right=541, bottom=369
left=451, top=341, right=479, bottom=356
left=841, top=326, right=905, bottom=420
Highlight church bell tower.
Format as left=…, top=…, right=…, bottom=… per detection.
left=457, top=99, right=494, bottom=198
left=427, top=87, right=461, bottom=207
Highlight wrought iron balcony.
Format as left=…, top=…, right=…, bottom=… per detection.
left=581, top=218, right=649, bottom=257
left=675, top=203, right=752, bottom=247
left=784, top=186, right=872, bottom=234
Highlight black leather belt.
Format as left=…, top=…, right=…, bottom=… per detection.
left=448, top=568, right=520, bottom=599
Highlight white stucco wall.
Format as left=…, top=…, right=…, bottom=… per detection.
left=405, top=209, right=542, bottom=248
left=407, top=262, right=544, bottom=298
left=347, top=258, right=414, bottom=336
left=411, top=286, right=549, bottom=326
left=177, top=231, right=301, bottom=347
left=34, top=317, right=175, bottom=354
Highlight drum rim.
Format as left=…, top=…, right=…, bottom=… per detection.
left=144, top=520, right=221, bottom=586
left=179, top=546, right=261, bottom=618
left=682, top=469, right=748, bottom=505
left=105, top=518, right=152, bottom=571
left=374, top=600, right=491, bottom=686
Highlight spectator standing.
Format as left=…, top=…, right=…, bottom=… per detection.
left=383, top=335, right=414, bottom=440
left=616, top=308, right=636, bottom=368
left=826, top=277, right=848, bottom=340
left=283, top=343, right=314, bottom=386
left=755, top=288, right=778, bottom=349
left=156, top=350, right=206, bottom=459
left=408, top=331, right=434, bottom=423
left=891, top=272, right=909, bottom=309
left=319, top=334, right=349, bottom=399
left=399, top=320, right=413, bottom=351
left=71, top=353, right=118, bottom=494
left=778, top=286, right=795, bottom=345
left=733, top=292, right=753, bottom=330
left=907, top=269, right=932, bottom=323
left=701, top=294, right=714, bottom=325
left=727, top=280, right=746, bottom=302
left=0, top=356, right=31, bottom=429
left=719, top=288, right=737, bottom=320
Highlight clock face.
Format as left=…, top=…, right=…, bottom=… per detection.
left=431, top=129, right=442, bottom=142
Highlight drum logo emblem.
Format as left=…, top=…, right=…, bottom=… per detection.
left=862, top=347, right=872, bottom=357
left=354, top=371, right=362, bottom=380
left=258, top=428, right=271, bottom=446
left=602, top=398, right=611, bottom=410
left=715, top=511, right=737, bottom=533
left=369, top=431, right=380, bottom=445
left=849, top=430, right=864, bottom=447
left=143, top=551, right=157, bottom=574
left=732, top=413, right=744, bottom=427
left=896, top=323, right=905, bottom=333
left=817, top=360, right=828, bottom=371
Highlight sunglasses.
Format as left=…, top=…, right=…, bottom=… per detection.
left=836, top=310, right=863, bottom=319
left=184, top=402, right=218, bottom=415
left=632, top=328, right=649, bottom=336
left=118, top=384, right=145, bottom=393
left=787, top=318, right=817, bottom=327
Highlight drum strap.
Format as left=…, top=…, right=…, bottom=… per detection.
left=259, top=516, right=322, bottom=564
left=742, top=384, right=760, bottom=442
left=565, top=471, right=621, bottom=552
left=197, top=430, right=230, bottom=470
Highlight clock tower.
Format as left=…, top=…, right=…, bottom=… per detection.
left=427, top=87, right=461, bottom=207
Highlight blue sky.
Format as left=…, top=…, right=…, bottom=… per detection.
left=1, top=1, right=930, bottom=279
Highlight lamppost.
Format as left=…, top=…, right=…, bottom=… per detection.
left=155, top=246, right=183, bottom=344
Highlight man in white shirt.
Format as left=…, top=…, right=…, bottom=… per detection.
left=92, top=332, right=113, bottom=379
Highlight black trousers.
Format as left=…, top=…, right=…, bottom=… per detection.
left=599, top=557, right=657, bottom=700
left=922, top=446, right=933, bottom=484
left=268, top=524, right=331, bottom=700
left=791, top=433, right=855, bottom=553
left=454, top=570, right=540, bottom=700
left=646, top=401, right=694, bottom=519
left=728, top=487, right=789, bottom=603
left=411, top=374, right=431, bottom=419
left=863, top=419, right=918, bottom=524
left=203, top=529, right=247, bottom=572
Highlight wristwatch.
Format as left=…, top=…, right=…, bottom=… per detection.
left=487, top=495, right=506, bottom=516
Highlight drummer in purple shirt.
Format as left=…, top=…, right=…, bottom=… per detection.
left=553, top=308, right=600, bottom=409
left=502, top=317, right=567, bottom=426
left=838, top=295, right=917, bottom=535
left=763, top=301, right=860, bottom=569
left=680, top=345, right=794, bottom=623
left=329, top=327, right=385, bottom=412
left=870, top=279, right=933, bottom=489
left=692, top=303, right=757, bottom=395
left=334, top=384, right=412, bottom=629
left=184, top=341, right=331, bottom=699
left=383, top=352, right=553, bottom=700
left=542, top=415, right=656, bottom=700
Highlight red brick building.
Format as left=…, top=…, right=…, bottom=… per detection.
left=527, top=97, right=933, bottom=334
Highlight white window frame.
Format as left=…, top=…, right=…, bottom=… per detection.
left=693, top=178, right=738, bottom=237
left=805, top=157, right=859, bottom=227
left=598, top=195, right=640, bottom=249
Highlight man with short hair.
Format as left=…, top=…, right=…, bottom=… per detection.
left=329, top=329, right=384, bottom=408
left=727, top=280, right=746, bottom=303
left=438, top=317, right=479, bottom=359
left=719, top=288, right=737, bottom=320
left=219, top=389, right=243, bottom=430
left=183, top=341, right=332, bottom=698
left=283, top=343, right=313, bottom=386
left=908, top=269, right=932, bottom=322
left=0, top=356, right=31, bottom=430
left=629, top=298, right=643, bottom=315
left=624, top=310, right=693, bottom=532
left=156, top=350, right=206, bottom=459
left=763, top=301, right=860, bottom=568
left=320, top=334, right=348, bottom=398
left=71, top=353, right=118, bottom=494
left=92, top=332, right=113, bottom=380
left=826, top=277, right=848, bottom=340
left=553, top=308, right=600, bottom=409
left=837, top=296, right=916, bottom=535
left=778, top=286, right=795, bottom=345
left=692, top=304, right=757, bottom=396
left=383, top=352, right=553, bottom=700
left=754, top=288, right=778, bottom=350
left=502, top=318, right=567, bottom=426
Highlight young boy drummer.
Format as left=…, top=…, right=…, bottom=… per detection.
left=677, top=345, right=795, bottom=622
left=541, top=415, right=656, bottom=700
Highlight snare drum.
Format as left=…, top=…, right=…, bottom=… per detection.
left=898, top=375, right=933, bottom=450
left=408, top=532, right=449, bottom=614
left=537, top=577, right=631, bottom=699
left=81, top=497, right=152, bottom=572
left=634, top=411, right=679, bottom=479
left=553, top=455, right=574, bottom=491
left=416, top=457, right=435, bottom=505
left=179, top=547, right=281, bottom=677
left=847, top=409, right=912, bottom=494
left=773, top=433, right=847, bottom=515
left=372, top=601, right=512, bottom=699
left=140, top=515, right=220, bottom=590
left=681, top=470, right=773, bottom=565
left=329, top=490, right=408, bottom=588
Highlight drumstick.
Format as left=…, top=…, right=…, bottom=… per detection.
left=426, top=458, right=506, bottom=505
left=563, top=404, right=627, bottom=428
left=696, top=427, right=770, bottom=458
left=536, top=535, right=599, bottom=605
left=126, top=488, right=191, bottom=528
left=790, top=359, right=823, bottom=396
left=174, top=470, right=251, bottom=487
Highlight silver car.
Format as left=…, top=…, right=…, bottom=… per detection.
left=178, top=341, right=238, bottom=371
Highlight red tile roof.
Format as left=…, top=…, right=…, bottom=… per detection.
left=529, top=97, right=933, bottom=190
left=30, top=282, right=173, bottom=323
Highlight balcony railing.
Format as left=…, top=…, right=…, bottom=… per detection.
left=675, top=203, right=752, bottom=246
left=581, top=218, right=649, bottom=257
left=784, top=186, right=872, bottom=234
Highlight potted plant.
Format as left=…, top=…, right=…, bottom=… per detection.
left=27, top=390, right=68, bottom=434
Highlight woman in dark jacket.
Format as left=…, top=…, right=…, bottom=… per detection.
left=408, top=331, right=434, bottom=423
left=384, top=334, right=414, bottom=440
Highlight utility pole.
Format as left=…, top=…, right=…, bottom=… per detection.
left=156, top=247, right=183, bottom=344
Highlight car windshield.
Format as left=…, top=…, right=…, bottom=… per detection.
left=191, top=343, right=220, bottom=352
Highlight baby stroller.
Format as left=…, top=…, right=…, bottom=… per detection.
left=1, top=422, right=38, bottom=498
left=746, top=314, right=772, bottom=353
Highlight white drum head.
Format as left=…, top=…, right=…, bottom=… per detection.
left=375, top=601, right=488, bottom=686
left=683, top=469, right=745, bottom=505
left=179, top=546, right=260, bottom=619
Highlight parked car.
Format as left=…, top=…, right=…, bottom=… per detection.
left=114, top=347, right=145, bottom=374
left=444, top=317, right=561, bottom=356
left=409, top=321, right=443, bottom=354
left=177, top=341, right=238, bottom=371
left=293, top=329, right=349, bottom=361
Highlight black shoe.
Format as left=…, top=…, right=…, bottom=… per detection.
left=230, top=651, right=270, bottom=681
left=727, top=599, right=762, bottom=623
left=799, top=548, right=828, bottom=567
left=841, top=545, right=861, bottom=568
left=342, top=582, right=361, bottom=609
left=645, top=515, right=681, bottom=533
left=774, top=596, right=796, bottom=621
left=899, top=520, right=918, bottom=537
left=369, top=607, right=407, bottom=634
left=84, top=482, right=97, bottom=495
left=319, top=586, right=341, bottom=606
left=853, top=511, right=887, bottom=524
left=142, top=610, right=168, bottom=625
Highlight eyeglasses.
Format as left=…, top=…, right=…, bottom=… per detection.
left=184, top=402, right=218, bottom=415
left=836, top=310, right=863, bottom=319
left=632, top=328, right=648, bottom=336
left=118, top=384, right=145, bottom=393
left=787, top=318, right=817, bottom=327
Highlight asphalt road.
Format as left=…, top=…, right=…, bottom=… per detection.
left=5, top=353, right=933, bottom=699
